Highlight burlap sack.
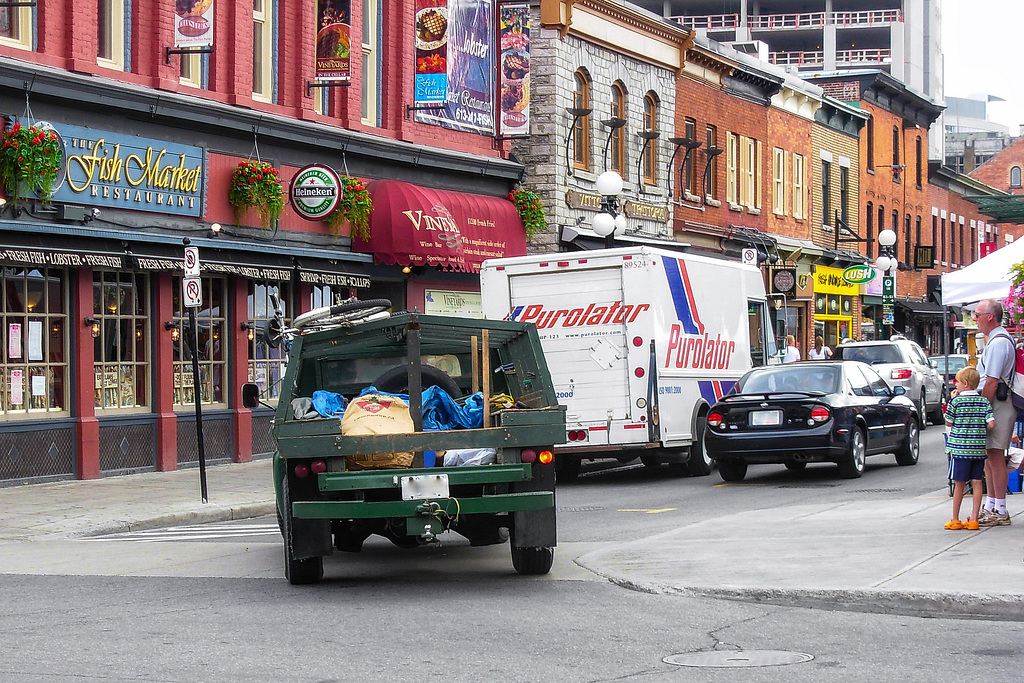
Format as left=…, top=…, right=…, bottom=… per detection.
left=340, top=394, right=415, bottom=470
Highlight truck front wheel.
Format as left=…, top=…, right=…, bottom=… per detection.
left=282, top=479, right=324, bottom=585
left=511, top=546, right=554, bottom=575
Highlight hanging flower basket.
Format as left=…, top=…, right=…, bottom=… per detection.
left=325, top=176, right=373, bottom=240
left=1004, top=263, right=1024, bottom=328
left=0, top=122, right=63, bottom=205
left=508, top=188, right=546, bottom=240
left=227, top=160, right=284, bottom=228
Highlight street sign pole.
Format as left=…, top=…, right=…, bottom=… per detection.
left=183, top=238, right=208, bottom=504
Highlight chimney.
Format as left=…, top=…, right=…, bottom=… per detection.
left=1019, top=124, right=1024, bottom=137
left=964, top=140, right=976, bottom=174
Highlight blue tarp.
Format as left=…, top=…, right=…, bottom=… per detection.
left=311, top=390, right=348, bottom=418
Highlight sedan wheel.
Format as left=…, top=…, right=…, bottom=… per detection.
left=895, top=419, right=920, bottom=466
left=784, top=461, right=807, bottom=471
left=837, top=427, right=866, bottom=479
left=718, top=459, right=747, bottom=482
left=917, top=393, right=928, bottom=431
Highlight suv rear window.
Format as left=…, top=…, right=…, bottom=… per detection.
left=834, top=344, right=903, bottom=364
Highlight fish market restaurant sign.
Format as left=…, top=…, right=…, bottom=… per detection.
left=53, top=124, right=205, bottom=217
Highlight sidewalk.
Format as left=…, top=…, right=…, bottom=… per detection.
left=2, top=460, right=1022, bottom=620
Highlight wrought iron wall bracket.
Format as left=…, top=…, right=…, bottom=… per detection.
left=165, top=46, right=213, bottom=65
left=307, top=80, right=351, bottom=98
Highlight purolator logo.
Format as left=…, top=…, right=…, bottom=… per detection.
left=289, top=164, right=341, bottom=221
left=508, top=301, right=651, bottom=329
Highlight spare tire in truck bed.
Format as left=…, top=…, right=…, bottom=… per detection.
left=372, top=363, right=462, bottom=398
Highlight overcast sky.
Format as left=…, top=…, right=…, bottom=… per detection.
left=942, top=0, right=1024, bottom=131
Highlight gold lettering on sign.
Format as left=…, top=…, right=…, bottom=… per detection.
left=66, top=138, right=201, bottom=197
left=623, top=200, right=669, bottom=223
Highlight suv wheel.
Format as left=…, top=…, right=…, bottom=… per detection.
left=916, top=393, right=928, bottom=431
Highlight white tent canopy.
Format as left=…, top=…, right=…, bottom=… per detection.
left=941, top=237, right=1024, bottom=306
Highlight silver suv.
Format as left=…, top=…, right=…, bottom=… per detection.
left=833, top=337, right=944, bottom=427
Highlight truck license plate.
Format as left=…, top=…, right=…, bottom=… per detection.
left=401, top=474, right=450, bottom=501
left=750, top=410, right=782, bottom=426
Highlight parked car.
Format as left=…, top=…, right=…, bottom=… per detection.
left=704, top=361, right=920, bottom=482
left=832, top=337, right=944, bottom=426
left=930, top=354, right=971, bottom=399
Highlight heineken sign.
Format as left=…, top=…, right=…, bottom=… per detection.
left=289, top=164, right=341, bottom=220
left=842, top=265, right=876, bottom=284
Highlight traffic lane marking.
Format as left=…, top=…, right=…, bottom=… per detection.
left=617, top=508, right=677, bottom=514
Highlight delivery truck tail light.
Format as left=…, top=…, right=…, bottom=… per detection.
left=521, top=448, right=537, bottom=463
left=567, top=429, right=587, bottom=441
left=632, top=336, right=643, bottom=347
left=294, top=463, right=311, bottom=478
left=310, top=460, right=327, bottom=474
left=538, top=450, right=554, bottom=464
left=634, top=367, right=645, bottom=378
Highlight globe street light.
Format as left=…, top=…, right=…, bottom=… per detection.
left=593, top=170, right=625, bottom=247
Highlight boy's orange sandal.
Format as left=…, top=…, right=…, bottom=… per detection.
left=944, top=519, right=964, bottom=530
left=964, top=520, right=980, bottom=530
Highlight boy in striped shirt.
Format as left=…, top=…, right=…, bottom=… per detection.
left=944, top=366, right=995, bottom=530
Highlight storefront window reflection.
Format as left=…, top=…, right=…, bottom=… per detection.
left=171, top=276, right=226, bottom=407
left=248, top=282, right=290, bottom=401
left=93, top=271, right=149, bottom=410
left=0, top=267, right=68, bottom=417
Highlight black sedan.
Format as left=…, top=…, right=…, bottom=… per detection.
left=704, top=361, right=920, bottom=482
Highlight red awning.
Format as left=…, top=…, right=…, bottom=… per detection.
left=353, top=180, right=527, bottom=273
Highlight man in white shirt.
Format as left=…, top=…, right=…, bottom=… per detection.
left=975, top=299, right=1016, bottom=526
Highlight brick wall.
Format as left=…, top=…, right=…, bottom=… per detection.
left=969, top=134, right=1024, bottom=195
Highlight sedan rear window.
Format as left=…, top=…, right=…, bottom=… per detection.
left=739, top=366, right=840, bottom=395
left=834, top=344, right=902, bottom=364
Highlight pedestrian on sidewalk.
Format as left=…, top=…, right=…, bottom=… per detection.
left=944, top=366, right=994, bottom=531
left=807, top=335, right=832, bottom=360
left=974, top=299, right=1016, bottom=527
left=783, top=335, right=801, bottom=363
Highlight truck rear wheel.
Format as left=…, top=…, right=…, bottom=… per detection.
left=686, top=418, right=712, bottom=477
left=282, top=479, right=324, bottom=585
left=511, top=546, right=554, bottom=575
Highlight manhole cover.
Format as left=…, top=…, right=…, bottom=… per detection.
left=558, top=506, right=606, bottom=512
left=848, top=488, right=904, bottom=493
left=664, top=650, right=814, bottom=668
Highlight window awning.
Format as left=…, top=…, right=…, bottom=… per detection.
left=963, top=195, right=1024, bottom=224
left=353, top=180, right=527, bottom=273
left=896, top=298, right=944, bottom=316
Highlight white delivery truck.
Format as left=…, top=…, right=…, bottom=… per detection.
left=480, top=246, right=777, bottom=480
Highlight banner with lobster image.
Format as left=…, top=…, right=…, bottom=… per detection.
left=174, top=0, right=214, bottom=48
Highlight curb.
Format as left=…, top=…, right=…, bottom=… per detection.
left=605, top=577, right=1024, bottom=622
left=75, top=502, right=277, bottom=538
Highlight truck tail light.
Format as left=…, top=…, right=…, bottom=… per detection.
left=538, top=450, right=554, bottom=464
left=891, top=368, right=913, bottom=380
left=521, top=448, right=537, bottom=463
left=707, top=412, right=723, bottom=427
left=810, top=406, right=831, bottom=423
left=634, top=367, right=645, bottom=378
left=294, top=464, right=310, bottom=478
left=632, top=336, right=643, bottom=347
left=310, top=460, right=327, bottom=474
left=566, top=429, right=587, bottom=441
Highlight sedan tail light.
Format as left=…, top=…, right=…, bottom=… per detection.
left=890, top=368, right=913, bottom=380
left=809, top=406, right=831, bottom=423
left=707, top=412, right=723, bottom=427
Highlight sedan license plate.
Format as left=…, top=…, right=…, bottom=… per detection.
left=401, top=474, right=450, bottom=501
left=750, top=409, right=782, bottom=427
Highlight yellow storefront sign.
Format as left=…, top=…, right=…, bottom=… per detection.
left=813, top=265, right=860, bottom=295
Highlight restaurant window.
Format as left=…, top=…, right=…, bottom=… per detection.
left=792, top=153, right=804, bottom=218
left=179, top=52, right=203, bottom=89
left=247, top=281, right=290, bottom=402
left=93, top=271, right=149, bottom=411
left=821, top=159, right=831, bottom=228
left=253, top=0, right=274, bottom=102
left=683, top=118, right=697, bottom=195
left=866, top=116, right=874, bottom=170
left=951, top=216, right=958, bottom=266
left=170, top=276, right=227, bottom=408
left=726, top=132, right=738, bottom=204
left=740, top=137, right=756, bottom=209
left=866, top=202, right=874, bottom=258
left=362, top=0, right=379, bottom=125
left=705, top=125, right=718, bottom=198
left=0, top=3, right=33, bottom=50
left=0, top=267, right=68, bottom=418
left=610, top=83, right=626, bottom=178
left=892, top=126, right=900, bottom=168
left=892, top=210, right=900, bottom=263
left=940, top=217, right=946, bottom=262
left=915, top=137, right=923, bottom=187
left=915, top=216, right=922, bottom=266
left=97, top=0, right=126, bottom=70
left=642, top=93, right=658, bottom=185
left=572, top=70, right=590, bottom=172
left=772, top=147, right=785, bottom=215
left=904, top=213, right=912, bottom=266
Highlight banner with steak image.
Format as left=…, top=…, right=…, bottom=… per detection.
left=498, top=4, right=530, bottom=136
left=316, top=0, right=352, bottom=82
left=414, top=0, right=450, bottom=104
left=416, top=0, right=494, bottom=136
left=174, top=0, right=214, bottom=47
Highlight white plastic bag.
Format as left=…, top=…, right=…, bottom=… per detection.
left=443, top=448, right=496, bottom=467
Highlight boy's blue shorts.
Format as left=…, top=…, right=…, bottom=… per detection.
left=949, top=456, right=986, bottom=483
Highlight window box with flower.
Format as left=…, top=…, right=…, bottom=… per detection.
left=228, top=160, right=284, bottom=228
left=0, top=122, right=63, bottom=206
left=508, top=188, right=546, bottom=240
left=325, top=176, right=373, bottom=240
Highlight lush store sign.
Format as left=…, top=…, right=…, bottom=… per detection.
left=54, top=124, right=205, bottom=217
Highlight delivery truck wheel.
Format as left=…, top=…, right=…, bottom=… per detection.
left=282, top=480, right=324, bottom=585
left=511, top=546, right=554, bottom=575
left=686, top=418, right=713, bottom=477
left=555, top=456, right=581, bottom=482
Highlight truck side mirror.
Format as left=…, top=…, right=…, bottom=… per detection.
left=241, top=383, right=261, bottom=409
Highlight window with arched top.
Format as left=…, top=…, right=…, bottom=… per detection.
left=572, top=71, right=591, bottom=171
left=610, top=82, right=626, bottom=177
left=1011, top=166, right=1022, bottom=188
left=643, top=93, right=658, bottom=184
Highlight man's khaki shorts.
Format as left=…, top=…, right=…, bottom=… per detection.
left=987, top=396, right=1017, bottom=452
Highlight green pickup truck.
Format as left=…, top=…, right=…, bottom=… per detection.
left=243, top=308, right=565, bottom=584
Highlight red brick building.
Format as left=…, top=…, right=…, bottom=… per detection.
left=0, top=1, right=529, bottom=482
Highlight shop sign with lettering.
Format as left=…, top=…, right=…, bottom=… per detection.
left=622, top=200, right=669, bottom=223
left=565, top=190, right=603, bottom=211
left=54, top=124, right=205, bottom=217
left=0, top=247, right=125, bottom=269
left=813, top=265, right=859, bottom=295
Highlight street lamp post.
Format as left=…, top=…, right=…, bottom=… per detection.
left=876, top=228, right=898, bottom=339
left=593, top=170, right=626, bottom=249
